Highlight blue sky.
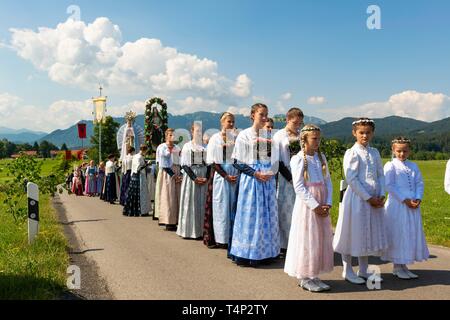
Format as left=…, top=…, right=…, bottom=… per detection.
left=0, top=0, right=449, bottom=132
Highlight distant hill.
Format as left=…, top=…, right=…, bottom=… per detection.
left=321, top=116, right=430, bottom=140
left=39, top=112, right=328, bottom=148
left=0, top=127, right=47, bottom=144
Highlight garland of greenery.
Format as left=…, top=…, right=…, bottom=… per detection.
left=144, top=97, right=169, bottom=156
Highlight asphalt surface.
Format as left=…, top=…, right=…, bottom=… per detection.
left=55, top=190, right=450, bottom=300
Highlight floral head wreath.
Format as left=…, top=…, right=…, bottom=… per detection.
left=392, top=138, right=411, bottom=144
left=125, top=110, right=137, bottom=123
left=301, top=126, right=321, bottom=133
left=352, top=119, right=375, bottom=126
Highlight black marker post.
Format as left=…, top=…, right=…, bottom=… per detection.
left=27, top=182, right=39, bottom=244
left=339, top=179, right=347, bottom=204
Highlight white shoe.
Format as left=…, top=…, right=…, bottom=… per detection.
left=402, top=266, right=419, bottom=279
left=393, top=269, right=411, bottom=280
left=313, top=278, right=331, bottom=291
left=299, top=279, right=324, bottom=292
left=357, top=270, right=384, bottom=283
left=342, top=272, right=365, bottom=285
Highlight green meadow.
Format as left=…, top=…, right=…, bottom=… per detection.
left=0, top=158, right=69, bottom=299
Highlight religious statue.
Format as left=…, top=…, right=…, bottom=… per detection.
left=117, top=110, right=145, bottom=162
left=144, top=97, right=169, bottom=158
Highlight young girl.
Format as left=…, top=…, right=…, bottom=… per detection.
left=120, top=146, right=135, bottom=206
left=155, top=129, right=182, bottom=230
left=284, top=124, right=333, bottom=292
left=381, top=137, right=429, bottom=279
left=84, top=160, right=97, bottom=197
left=333, top=118, right=387, bottom=284
left=272, top=107, right=304, bottom=252
left=123, top=145, right=151, bottom=217
left=206, top=112, right=239, bottom=248
left=97, top=162, right=106, bottom=198
left=230, top=103, right=280, bottom=266
left=72, top=166, right=83, bottom=196
left=177, top=123, right=210, bottom=239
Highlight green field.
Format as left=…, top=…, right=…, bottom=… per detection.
left=0, top=158, right=69, bottom=299
left=329, top=160, right=450, bottom=248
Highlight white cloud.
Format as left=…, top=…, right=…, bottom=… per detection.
left=252, top=96, right=270, bottom=104
left=281, top=92, right=292, bottom=101
left=227, top=106, right=251, bottom=117
left=307, top=96, right=327, bottom=105
left=317, top=90, right=450, bottom=122
left=7, top=17, right=252, bottom=109
left=231, top=74, right=252, bottom=98
left=175, top=97, right=220, bottom=114
left=0, top=92, right=150, bottom=132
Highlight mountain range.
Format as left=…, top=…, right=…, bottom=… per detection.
left=1, top=113, right=448, bottom=150
left=0, top=127, right=47, bottom=144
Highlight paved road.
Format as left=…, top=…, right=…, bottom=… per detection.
left=55, top=190, right=450, bottom=300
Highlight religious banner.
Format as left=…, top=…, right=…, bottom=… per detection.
left=77, top=123, right=87, bottom=139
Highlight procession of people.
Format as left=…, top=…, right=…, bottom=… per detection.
left=68, top=103, right=434, bottom=293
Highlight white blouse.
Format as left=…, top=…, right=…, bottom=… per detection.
left=384, top=158, right=424, bottom=202
left=343, top=143, right=385, bottom=201
left=232, top=127, right=273, bottom=165
left=206, top=132, right=236, bottom=165
left=131, top=153, right=146, bottom=174
left=444, top=159, right=450, bottom=195
left=272, top=128, right=299, bottom=168
left=105, top=160, right=116, bottom=174
left=180, top=141, right=207, bottom=166
left=124, top=154, right=134, bottom=171
left=156, top=143, right=181, bottom=168
left=290, top=151, right=333, bottom=209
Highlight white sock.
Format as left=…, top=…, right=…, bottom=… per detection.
left=401, top=264, right=410, bottom=271
left=358, top=256, right=369, bottom=275
left=342, top=254, right=356, bottom=276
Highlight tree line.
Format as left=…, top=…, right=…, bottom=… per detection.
left=0, top=139, right=66, bottom=159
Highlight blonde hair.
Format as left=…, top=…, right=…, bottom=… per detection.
left=300, top=124, right=328, bottom=181
left=220, top=112, right=234, bottom=122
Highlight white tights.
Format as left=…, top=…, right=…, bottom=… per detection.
left=342, top=255, right=369, bottom=275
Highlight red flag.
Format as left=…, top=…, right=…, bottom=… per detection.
left=77, top=123, right=87, bottom=139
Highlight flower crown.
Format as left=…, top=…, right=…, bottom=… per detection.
left=392, top=138, right=411, bottom=144
left=125, top=110, right=137, bottom=122
left=301, top=126, right=321, bottom=133
left=352, top=119, right=375, bottom=126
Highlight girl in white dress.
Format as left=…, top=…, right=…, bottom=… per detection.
left=381, top=137, right=429, bottom=279
left=272, top=107, right=304, bottom=252
left=333, top=118, right=388, bottom=285
left=284, top=124, right=334, bottom=293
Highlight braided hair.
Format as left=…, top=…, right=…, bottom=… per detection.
left=300, top=124, right=328, bottom=182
